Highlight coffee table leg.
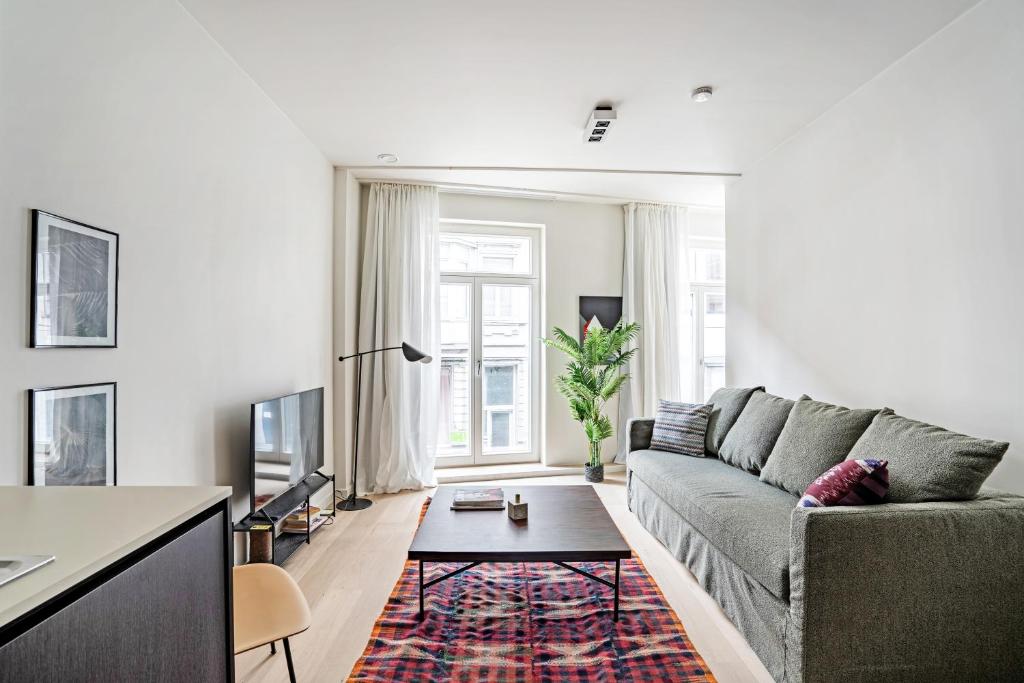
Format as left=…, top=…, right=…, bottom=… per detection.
left=614, top=559, right=620, bottom=622
left=419, top=560, right=425, bottom=620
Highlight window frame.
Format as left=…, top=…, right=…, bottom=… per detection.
left=437, top=220, right=543, bottom=467
left=440, top=219, right=542, bottom=279
left=692, top=283, right=726, bottom=403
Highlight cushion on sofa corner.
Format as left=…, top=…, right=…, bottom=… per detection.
left=718, top=391, right=796, bottom=473
left=846, top=409, right=1008, bottom=502
left=760, top=397, right=881, bottom=496
left=704, top=385, right=764, bottom=456
left=798, top=459, right=889, bottom=507
left=650, top=400, right=711, bottom=457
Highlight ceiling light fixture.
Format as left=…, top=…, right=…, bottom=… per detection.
left=377, top=153, right=399, bottom=163
left=583, top=106, right=617, bottom=143
left=691, top=86, right=713, bottom=103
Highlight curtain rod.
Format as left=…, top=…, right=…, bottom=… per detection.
left=354, top=177, right=725, bottom=210
left=339, top=164, right=741, bottom=178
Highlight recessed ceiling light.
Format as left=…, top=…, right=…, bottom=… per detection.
left=691, top=86, right=713, bottom=103
left=377, top=153, right=399, bottom=163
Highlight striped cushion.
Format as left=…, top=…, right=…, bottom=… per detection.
left=650, top=400, right=711, bottom=457
left=798, top=459, right=889, bottom=507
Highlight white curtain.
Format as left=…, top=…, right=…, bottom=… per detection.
left=616, top=202, right=693, bottom=462
left=355, top=182, right=440, bottom=493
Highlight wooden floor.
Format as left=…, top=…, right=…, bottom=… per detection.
left=235, top=473, right=774, bottom=683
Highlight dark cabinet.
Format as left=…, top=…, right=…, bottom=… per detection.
left=0, top=501, right=233, bottom=682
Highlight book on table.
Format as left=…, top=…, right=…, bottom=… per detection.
left=451, top=487, right=505, bottom=510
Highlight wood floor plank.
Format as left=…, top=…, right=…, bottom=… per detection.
left=235, top=474, right=773, bottom=683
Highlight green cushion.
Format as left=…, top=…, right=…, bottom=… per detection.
left=627, top=449, right=796, bottom=598
left=719, top=391, right=796, bottom=473
left=704, top=386, right=763, bottom=456
left=847, top=409, right=1008, bottom=502
left=760, top=397, right=880, bottom=496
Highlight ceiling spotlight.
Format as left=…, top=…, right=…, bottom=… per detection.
left=582, top=106, right=617, bottom=143
left=377, top=153, right=399, bottom=163
left=691, top=86, right=713, bottom=103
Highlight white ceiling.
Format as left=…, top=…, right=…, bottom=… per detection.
left=181, top=0, right=977, bottom=204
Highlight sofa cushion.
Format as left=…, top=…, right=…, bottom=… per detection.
left=704, top=386, right=763, bottom=455
left=760, top=397, right=881, bottom=496
left=718, top=391, right=796, bottom=473
left=627, top=449, right=797, bottom=599
left=650, top=400, right=711, bottom=457
left=846, top=409, right=1009, bottom=502
left=798, top=459, right=889, bottom=507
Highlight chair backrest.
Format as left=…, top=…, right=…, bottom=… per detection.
left=232, top=563, right=312, bottom=654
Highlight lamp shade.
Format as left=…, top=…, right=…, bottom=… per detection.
left=401, top=342, right=432, bottom=363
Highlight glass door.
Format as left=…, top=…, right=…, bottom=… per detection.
left=437, top=276, right=539, bottom=466
left=437, top=277, right=474, bottom=465
left=692, top=284, right=726, bottom=401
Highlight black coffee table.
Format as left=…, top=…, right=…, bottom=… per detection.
left=408, top=485, right=632, bottom=620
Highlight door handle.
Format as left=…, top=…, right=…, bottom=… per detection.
left=476, top=360, right=482, bottom=377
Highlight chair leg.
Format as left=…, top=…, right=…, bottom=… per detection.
left=270, top=640, right=276, bottom=655
left=283, top=637, right=296, bottom=683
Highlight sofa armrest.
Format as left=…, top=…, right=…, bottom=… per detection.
left=627, top=418, right=655, bottom=452
left=789, top=493, right=1024, bottom=682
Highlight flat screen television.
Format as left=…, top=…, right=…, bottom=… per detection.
left=249, top=387, right=324, bottom=512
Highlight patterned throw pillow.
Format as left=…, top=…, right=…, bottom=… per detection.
left=798, top=459, right=889, bottom=508
left=650, top=400, right=711, bottom=457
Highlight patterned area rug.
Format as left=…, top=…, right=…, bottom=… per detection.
left=348, top=500, right=715, bottom=682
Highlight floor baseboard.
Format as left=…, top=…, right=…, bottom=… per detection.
left=436, top=462, right=626, bottom=484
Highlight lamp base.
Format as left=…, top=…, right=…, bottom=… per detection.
left=338, top=496, right=373, bottom=512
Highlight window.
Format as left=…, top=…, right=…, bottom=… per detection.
left=441, top=284, right=469, bottom=321
left=482, top=286, right=515, bottom=319
left=440, top=232, right=531, bottom=275
left=694, top=287, right=726, bottom=400
left=437, top=282, right=471, bottom=455
left=691, top=248, right=725, bottom=283
left=689, top=211, right=726, bottom=401
left=484, top=364, right=516, bottom=450
left=485, top=365, right=515, bottom=405
left=437, top=220, right=541, bottom=466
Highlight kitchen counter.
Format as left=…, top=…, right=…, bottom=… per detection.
left=0, top=485, right=230, bottom=629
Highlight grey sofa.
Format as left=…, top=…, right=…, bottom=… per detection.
left=625, top=407, right=1024, bottom=682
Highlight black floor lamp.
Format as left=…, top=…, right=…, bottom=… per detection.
left=336, top=342, right=432, bottom=511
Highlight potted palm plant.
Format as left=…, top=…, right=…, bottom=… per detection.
left=543, top=320, right=640, bottom=482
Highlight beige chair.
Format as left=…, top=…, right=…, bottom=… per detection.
left=233, top=563, right=312, bottom=682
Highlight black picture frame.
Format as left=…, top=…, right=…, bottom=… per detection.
left=579, top=296, right=623, bottom=342
left=30, top=210, right=120, bottom=348
left=28, top=382, right=117, bottom=486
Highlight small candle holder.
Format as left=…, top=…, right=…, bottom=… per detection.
left=507, top=493, right=528, bottom=521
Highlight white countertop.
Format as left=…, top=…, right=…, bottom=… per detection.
left=0, top=486, right=231, bottom=629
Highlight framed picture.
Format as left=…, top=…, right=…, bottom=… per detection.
left=31, top=210, right=119, bottom=348
left=28, top=383, right=117, bottom=486
left=579, top=296, right=623, bottom=342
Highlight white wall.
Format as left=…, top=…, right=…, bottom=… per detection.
left=439, top=193, right=624, bottom=467
left=726, top=0, right=1024, bottom=492
left=0, top=0, right=335, bottom=518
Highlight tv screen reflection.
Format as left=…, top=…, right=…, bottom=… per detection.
left=251, top=388, right=324, bottom=511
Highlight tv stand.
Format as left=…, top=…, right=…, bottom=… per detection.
left=234, top=470, right=336, bottom=565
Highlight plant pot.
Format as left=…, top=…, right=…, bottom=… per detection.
left=584, top=462, right=604, bottom=483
